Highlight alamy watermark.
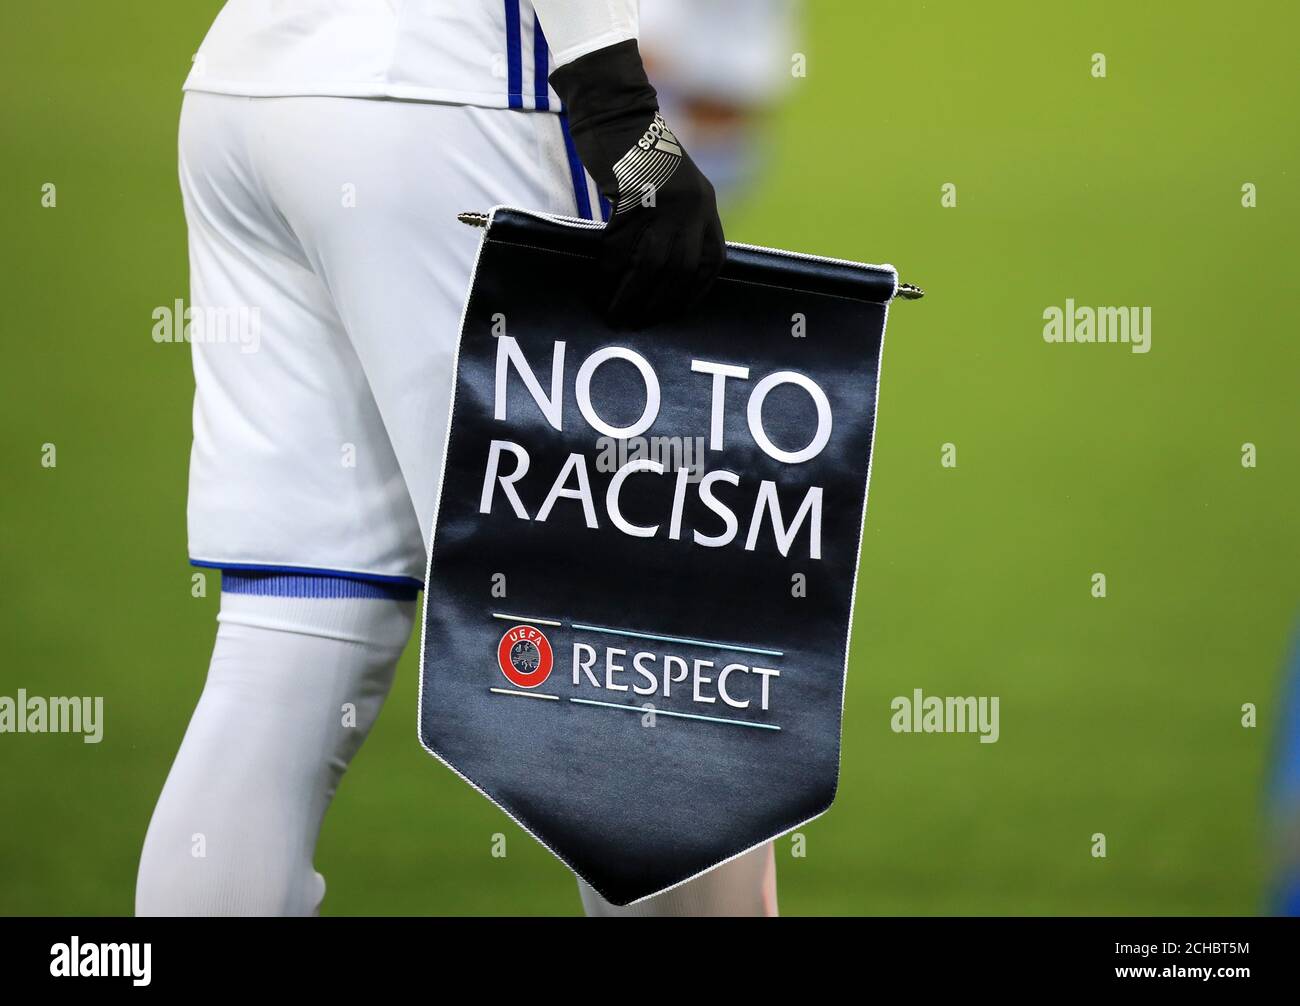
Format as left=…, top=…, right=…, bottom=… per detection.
left=50, top=938, right=150, bottom=985
left=1043, top=298, right=1151, bottom=354
left=891, top=688, right=999, bottom=743
left=1, top=689, right=103, bottom=743
left=152, top=298, right=261, bottom=353
left=595, top=435, right=706, bottom=481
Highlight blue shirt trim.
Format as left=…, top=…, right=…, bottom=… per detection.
left=533, top=18, right=550, bottom=111
left=560, top=113, right=593, bottom=220
left=504, top=0, right=523, bottom=109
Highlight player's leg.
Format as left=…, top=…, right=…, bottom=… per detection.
left=245, top=96, right=588, bottom=545
left=577, top=843, right=779, bottom=917
left=138, top=91, right=423, bottom=915
left=180, top=92, right=427, bottom=584
left=136, top=577, right=413, bottom=915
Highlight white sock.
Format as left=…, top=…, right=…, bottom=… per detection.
left=135, top=582, right=414, bottom=916
left=578, top=843, right=779, bottom=917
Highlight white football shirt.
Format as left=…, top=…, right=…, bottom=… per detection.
left=183, top=0, right=637, bottom=111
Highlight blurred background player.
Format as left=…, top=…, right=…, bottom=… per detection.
left=135, top=0, right=775, bottom=918
left=1270, top=623, right=1300, bottom=915
left=641, top=0, right=800, bottom=206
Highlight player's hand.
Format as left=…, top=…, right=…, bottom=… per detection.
left=550, top=40, right=725, bottom=328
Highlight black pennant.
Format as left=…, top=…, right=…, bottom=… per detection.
left=419, top=206, right=904, bottom=906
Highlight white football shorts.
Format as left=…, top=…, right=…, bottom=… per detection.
left=180, top=92, right=605, bottom=588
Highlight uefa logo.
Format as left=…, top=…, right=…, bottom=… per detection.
left=496, top=624, right=554, bottom=689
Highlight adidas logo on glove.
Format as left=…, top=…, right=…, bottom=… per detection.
left=612, top=112, right=683, bottom=214
left=636, top=113, right=682, bottom=155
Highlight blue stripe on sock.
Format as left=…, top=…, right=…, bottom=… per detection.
left=533, top=19, right=550, bottom=111
left=221, top=571, right=419, bottom=602
left=504, top=0, right=523, bottom=109
left=190, top=559, right=422, bottom=592
left=559, top=113, right=593, bottom=219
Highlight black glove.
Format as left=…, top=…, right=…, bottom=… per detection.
left=549, top=40, right=725, bottom=328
